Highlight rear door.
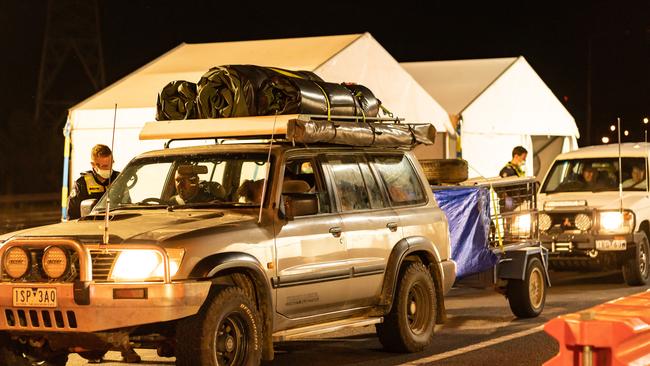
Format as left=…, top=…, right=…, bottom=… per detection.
left=323, top=153, right=400, bottom=308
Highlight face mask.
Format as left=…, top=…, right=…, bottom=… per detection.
left=95, top=168, right=112, bottom=179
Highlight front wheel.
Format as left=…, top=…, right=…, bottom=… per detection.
left=376, top=261, right=437, bottom=353
left=0, top=334, right=68, bottom=366
left=507, top=256, right=546, bottom=318
left=176, top=287, right=262, bottom=366
left=623, top=236, right=650, bottom=286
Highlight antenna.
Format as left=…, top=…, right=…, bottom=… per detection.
left=617, top=117, right=623, bottom=213
left=102, top=104, right=118, bottom=246
left=258, top=113, right=277, bottom=224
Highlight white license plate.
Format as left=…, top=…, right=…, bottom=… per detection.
left=12, top=288, right=57, bottom=307
left=595, top=239, right=627, bottom=251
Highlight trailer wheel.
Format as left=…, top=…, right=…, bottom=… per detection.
left=507, top=256, right=546, bottom=318
left=376, top=261, right=437, bottom=352
left=623, top=236, right=650, bottom=286
left=0, top=334, right=68, bottom=366
left=176, top=287, right=261, bottom=366
left=419, top=159, right=468, bottom=184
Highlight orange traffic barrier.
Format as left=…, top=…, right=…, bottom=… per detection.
left=544, top=290, right=650, bottom=366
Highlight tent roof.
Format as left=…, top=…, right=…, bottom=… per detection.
left=402, top=56, right=578, bottom=137
left=71, top=33, right=453, bottom=134
left=73, top=34, right=361, bottom=110
left=402, top=57, right=517, bottom=113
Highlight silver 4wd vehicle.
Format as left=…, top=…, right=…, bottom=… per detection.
left=538, top=143, right=650, bottom=286
left=0, top=116, right=455, bottom=365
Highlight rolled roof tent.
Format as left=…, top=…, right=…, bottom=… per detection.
left=402, top=56, right=579, bottom=178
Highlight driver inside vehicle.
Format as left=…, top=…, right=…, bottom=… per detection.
left=169, top=166, right=224, bottom=205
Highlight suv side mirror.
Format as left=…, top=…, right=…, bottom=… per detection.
left=282, top=193, right=318, bottom=220
left=80, top=198, right=98, bottom=218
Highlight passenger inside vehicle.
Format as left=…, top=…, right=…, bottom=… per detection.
left=623, top=164, right=647, bottom=189
left=236, top=179, right=265, bottom=204
left=169, top=167, right=224, bottom=205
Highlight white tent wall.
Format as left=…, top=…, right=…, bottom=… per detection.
left=461, top=132, right=533, bottom=178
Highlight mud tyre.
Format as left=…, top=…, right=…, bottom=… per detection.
left=376, top=261, right=437, bottom=353
left=176, top=287, right=262, bottom=366
left=78, top=349, right=108, bottom=363
left=507, top=257, right=546, bottom=318
left=623, top=235, right=650, bottom=286
left=419, top=159, right=468, bottom=185
left=0, top=334, right=68, bottom=366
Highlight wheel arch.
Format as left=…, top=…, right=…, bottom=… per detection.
left=189, top=252, right=274, bottom=361
left=378, top=236, right=447, bottom=324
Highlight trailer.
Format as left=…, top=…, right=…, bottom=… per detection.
left=432, top=176, right=550, bottom=318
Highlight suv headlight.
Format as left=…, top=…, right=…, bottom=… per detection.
left=109, top=248, right=184, bottom=281
left=598, top=211, right=634, bottom=234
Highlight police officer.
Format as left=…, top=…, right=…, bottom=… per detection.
left=499, top=146, right=528, bottom=178
left=66, top=144, right=120, bottom=220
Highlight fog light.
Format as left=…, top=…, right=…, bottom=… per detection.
left=575, top=214, right=592, bottom=231
left=42, top=246, right=68, bottom=279
left=3, top=247, right=30, bottom=279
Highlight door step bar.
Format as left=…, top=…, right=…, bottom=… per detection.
left=272, top=316, right=383, bottom=341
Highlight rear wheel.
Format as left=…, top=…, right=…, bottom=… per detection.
left=507, top=257, right=546, bottom=318
left=623, top=236, right=650, bottom=286
left=176, top=287, right=262, bottom=366
left=376, top=261, right=437, bottom=353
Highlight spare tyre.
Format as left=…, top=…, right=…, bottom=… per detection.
left=419, top=159, right=468, bottom=184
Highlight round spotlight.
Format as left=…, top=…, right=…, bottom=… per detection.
left=538, top=213, right=552, bottom=232
left=601, top=136, right=610, bottom=144
left=42, top=246, right=68, bottom=279
left=575, top=213, right=592, bottom=231
left=3, top=247, right=30, bottom=279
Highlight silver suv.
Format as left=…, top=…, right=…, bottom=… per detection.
left=0, top=142, right=455, bottom=365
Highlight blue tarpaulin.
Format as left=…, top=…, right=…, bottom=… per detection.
left=433, top=186, right=498, bottom=279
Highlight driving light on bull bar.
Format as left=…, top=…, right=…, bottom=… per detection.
left=574, top=214, right=592, bottom=231
left=42, top=246, right=68, bottom=279
left=510, top=214, right=531, bottom=237
left=599, top=211, right=634, bottom=234
left=109, top=249, right=184, bottom=281
left=3, top=247, right=29, bottom=279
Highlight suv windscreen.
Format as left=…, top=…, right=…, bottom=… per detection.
left=93, top=153, right=271, bottom=211
left=541, top=157, right=647, bottom=193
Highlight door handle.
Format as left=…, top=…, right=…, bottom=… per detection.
left=329, top=227, right=342, bottom=238
left=386, top=222, right=398, bottom=232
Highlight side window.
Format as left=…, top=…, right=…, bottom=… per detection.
left=283, top=157, right=331, bottom=214
left=327, top=155, right=384, bottom=212
left=372, top=155, right=426, bottom=206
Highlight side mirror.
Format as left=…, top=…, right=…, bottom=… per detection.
left=80, top=198, right=98, bottom=218
left=282, top=193, right=318, bottom=220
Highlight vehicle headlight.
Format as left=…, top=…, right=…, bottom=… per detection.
left=510, top=214, right=531, bottom=237
left=599, top=211, right=634, bottom=234
left=109, top=248, right=184, bottom=281
left=3, top=247, right=29, bottom=279
left=42, top=246, right=68, bottom=279
left=538, top=213, right=552, bottom=232
left=574, top=213, right=593, bottom=231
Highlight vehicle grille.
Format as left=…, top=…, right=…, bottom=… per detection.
left=4, top=308, right=78, bottom=329
left=89, top=250, right=117, bottom=282
left=546, top=212, right=592, bottom=232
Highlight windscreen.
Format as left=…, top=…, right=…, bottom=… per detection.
left=541, top=157, right=647, bottom=193
left=93, top=152, right=270, bottom=211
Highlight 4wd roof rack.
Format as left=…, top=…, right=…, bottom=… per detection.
left=139, top=114, right=437, bottom=148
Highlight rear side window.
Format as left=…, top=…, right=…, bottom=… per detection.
left=326, top=155, right=385, bottom=212
left=372, top=155, right=426, bottom=206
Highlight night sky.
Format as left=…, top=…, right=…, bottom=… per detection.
left=0, top=1, right=648, bottom=195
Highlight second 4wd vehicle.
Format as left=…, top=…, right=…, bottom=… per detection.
left=538, top=143, right=650, bottom=286
left=0, top=115, right=455, bottom=365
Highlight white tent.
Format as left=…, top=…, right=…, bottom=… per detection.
left=402, top=56, right=579, bottom=179
left=63, top=33, right=452, bottom=216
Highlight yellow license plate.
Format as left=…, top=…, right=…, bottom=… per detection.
left=12, top=288, right=57, bottom=307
